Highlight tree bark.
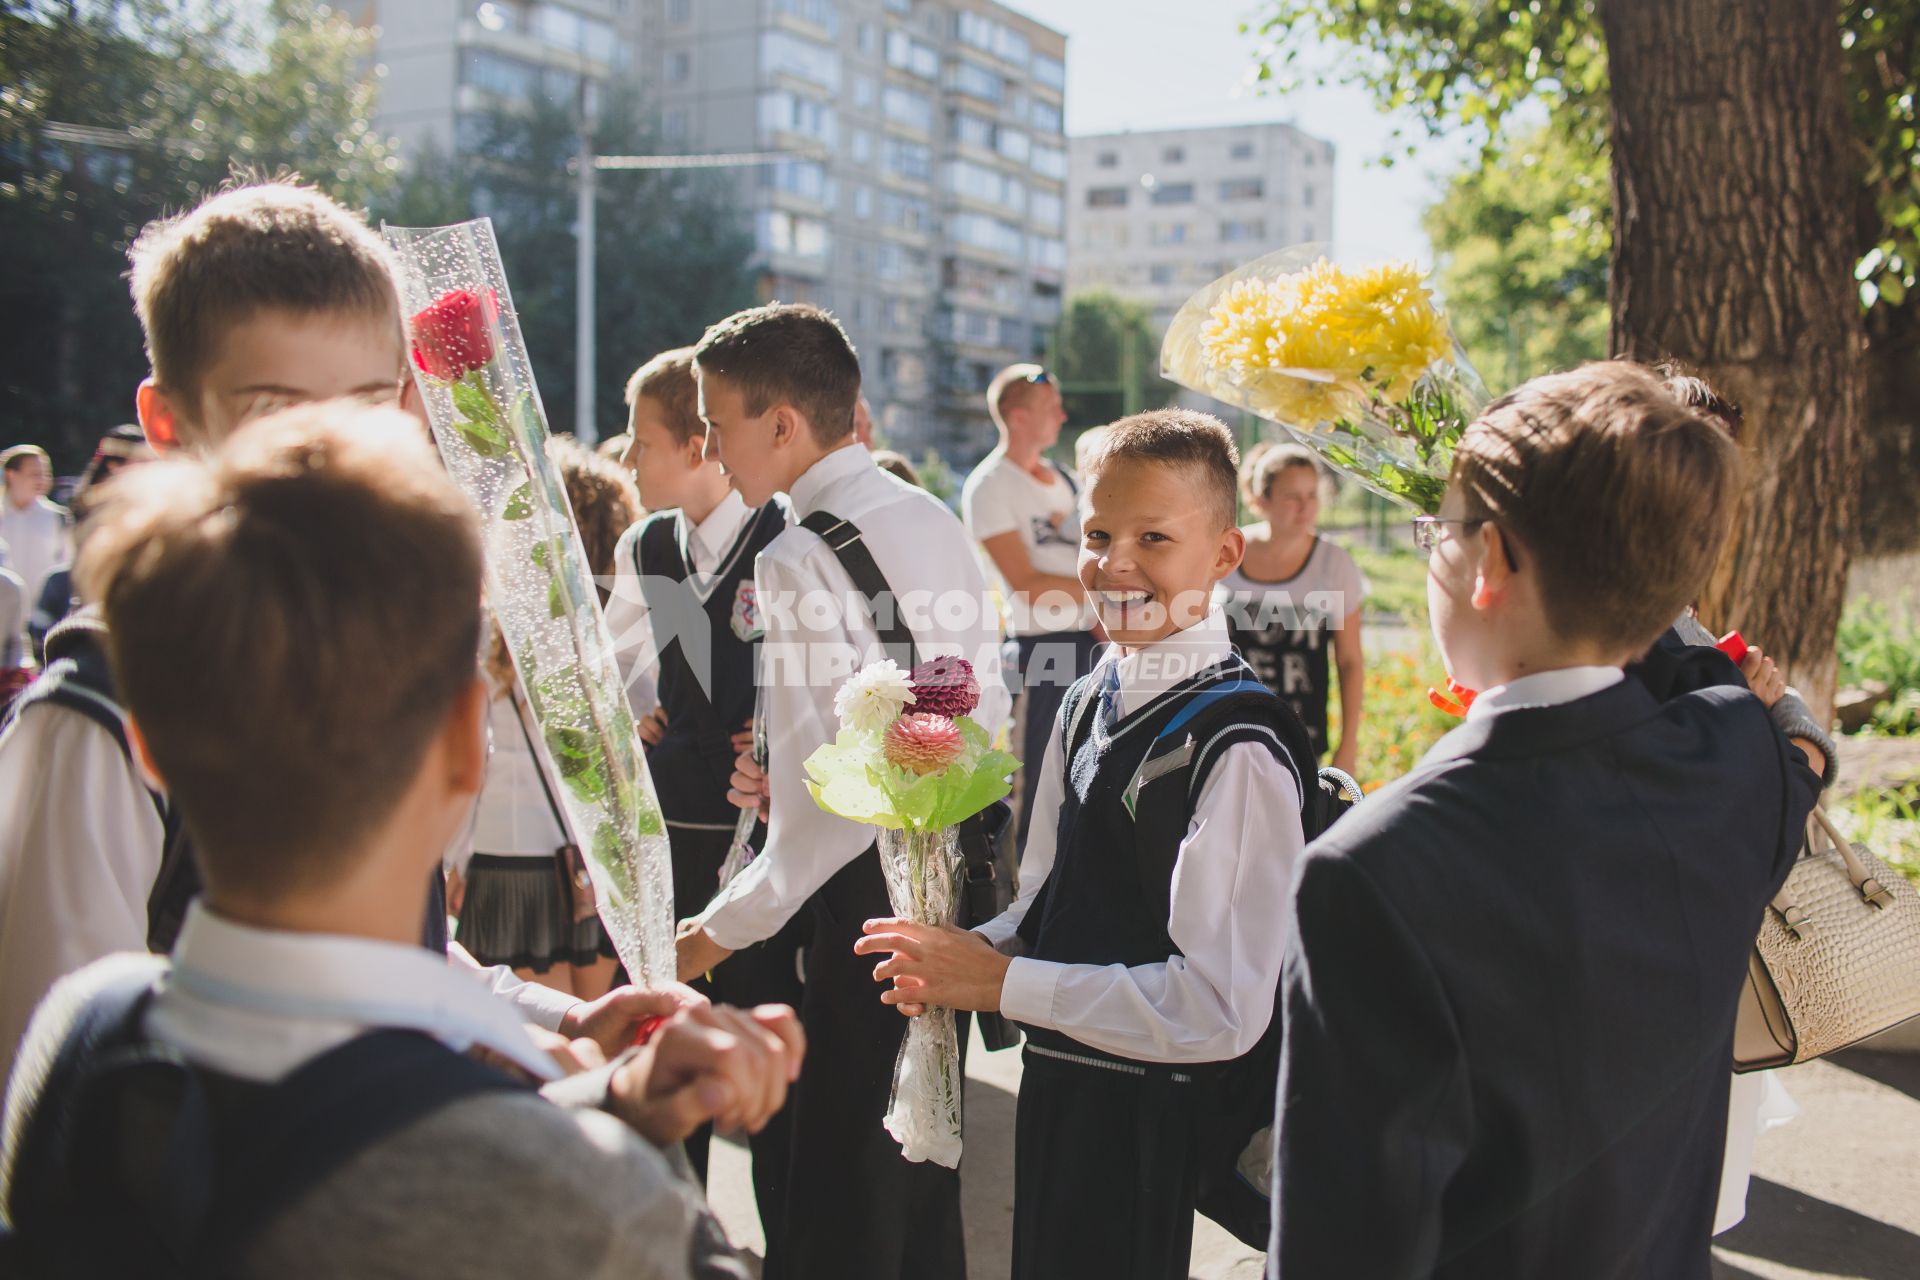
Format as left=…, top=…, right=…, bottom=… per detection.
left=1601, top=0, right=1866, bottom=719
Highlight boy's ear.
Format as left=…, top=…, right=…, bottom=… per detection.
left=771, top=404, right=805, bottom=450
left=125, top=717, right=169, bottom=794
left=445, top=674, right=490, bottom=797
left=136, top=379, right=183, bottom=455
left=1470, top=523, right=1514, bottom=612
left=1214, top=524, right=1248, bottom=581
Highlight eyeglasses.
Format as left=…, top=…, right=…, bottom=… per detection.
left=1412, top=515, right=1521, bottom=570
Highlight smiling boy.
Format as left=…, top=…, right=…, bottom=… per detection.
left=859, top=409, right=1314, bottom=1280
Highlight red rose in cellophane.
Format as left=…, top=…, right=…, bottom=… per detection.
left=410, top=289, right=499, bottom=380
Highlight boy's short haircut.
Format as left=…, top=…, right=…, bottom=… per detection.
left=1, top=445, right=50, bottom=473
left=1451, top=361, right=1743, bottom=653
left=1081, top=408, right=1241, bottom=531
left=691, top=303, right=860, bottom=446
left=987, top=362, right=1046, bottom=434
left=623, top=346, right=703, bottom=447
left=76, top=402, right=483, bottom=899
left=128, top=181, right=402, bottom=400
left=1657, top=364, right=1746, bottom=444
left=1241, top=440, right=1318, bottom=503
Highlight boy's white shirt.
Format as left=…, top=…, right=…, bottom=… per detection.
left=604, top=490, right=756, bottom=720
left=1465, top=666, right=1623, bottom=720
left=146, top=901, right=562, bottom=1083
left=693, top=443, right=1011, bottom=950
left=976, top=609, right=1306, bottom=1065
left=0, top=703, right=575, bottom=1083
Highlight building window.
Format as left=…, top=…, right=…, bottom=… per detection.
left=1219, top=177, right=1263, bottom=201
left=1033, top=52, right=1065, bottom=91
left=952, top=112, right=993, bottom=151
left=1161, top=145, right=1185, bottom=164
left=759, top=210, right=830, bottom=259
left=462, top=49, right=540, bottom=99
left=667, top=0, right=690, bottom=22
left=950, top=211, right=1026, bottom=258
left=761, top=30, right=841, bottom=91
left=772, top=0, right=839, bottom=36
left=768, top=158, right=835, bottom=204
left=879, top=190, right=930, bottom=233
left=1220, top=218, right=1266, bottom=243
left=1302, top=222, right=1315, bottom=240
left=1149, top=263, right=1176, bottom=285
left=1230, top=140, right=1255, bottom=160
left=996, top=125, right=1031, bottom=164
left=950, top=59, right=1003, bottom=103
left=884, top=30, right=940, bottom=78
left=759, top=91, right=838, bottom=146
left=852, top=74, right=876, bottom=110
left=1029, top=190, right=1063, bottom=231
left=881, top=85, right=935, bottom=133
left=666, top=50, right=690, bottom=83
left=1304, top=148, right=1316, bottom=167
left=1029, top=99, right=1061, bottom=135
left=946, top=159, right=1026, bottom=213
left=1303, top=184, right=1314, bottom=207
left=852, top=184, right=873, bottom=219
left=1085, top=186, right=1127, bottom=209
left=1149, top=222, right=1187, bottom=245
left=1031, top=236, right=1065, bottom=271
left=1030, top=144, right=1066, bottom=180
left=876, top=243, right=928, bottom=281
left=1096, top=150, right=1118, bottom=168
left=663, top=107, right=689, bottom=141
left=883, top=137, right=933, bottom=182
left=849, top=128, right=873, bottom=163
left=857, top=21, right=878, bottom=54
left=1149, top=181, right=1194, bottom=205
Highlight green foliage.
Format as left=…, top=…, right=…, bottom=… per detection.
left=1838, top=597, right=1920, bottom=734
left=374, top=89, right=759, bottom=443
left=0, top=0, right=399, bottom=466
left=1048, top=291, right=1173, bottom=432
left=1245, top=1, right=1917, bottom=311
left=805, top=717, right=1020, bottom=833
left=1422, top=124, right=1611, bottom=389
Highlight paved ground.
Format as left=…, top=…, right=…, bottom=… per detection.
left=705, top=1027, right=1920, bottom=1279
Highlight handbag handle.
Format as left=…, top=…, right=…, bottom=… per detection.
left=1770, top=804, right=1897, bottom=937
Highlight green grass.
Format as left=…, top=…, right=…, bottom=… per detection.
left=1347, top=540, right=1429, bottom=622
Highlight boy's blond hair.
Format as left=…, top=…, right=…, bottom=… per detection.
left=1239, top=440, right=1318, bottom=504
left=1081, top=409, right=1241, bottom=530
left=128, top=181, right=401, bottom=401
left=1451, top=361, right=1742, bottom=653
left=624, top=346, right=703, bottom=447
left=76, top=402, right=483, bottom=897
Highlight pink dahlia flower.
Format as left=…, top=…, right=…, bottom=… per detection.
left=884, top=713, right=965, bottom=775
left=908, top=656, right=980, bottom=719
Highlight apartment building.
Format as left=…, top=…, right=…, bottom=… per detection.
left=634, top=0, right=1068, bottom=459
left=1067, top=121, right=1335, bottom=332
left=365, top=0, right=632, bottom=155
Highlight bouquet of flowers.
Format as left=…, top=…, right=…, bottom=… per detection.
left=804, top=655, right=1018, bottom=1167
left=1160, top=245, right=1493, bottom=514
left=384, top=219, right=674, bottom=988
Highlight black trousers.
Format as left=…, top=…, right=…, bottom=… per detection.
left=1012, top=1046, right=1205, bottom=1280
left=1007, top=629, right=1104, bottom=851
left=770, top=847, right=967, bottom=1280
left=673, top=823, right=807, bottom=1261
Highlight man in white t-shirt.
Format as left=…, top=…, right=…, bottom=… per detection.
left=0, top=446, right=73, bottom=608
left=960, top=364, right=1102, bottom=847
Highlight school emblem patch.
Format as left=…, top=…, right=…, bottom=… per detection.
left=730, top=580, right=762, bottom=641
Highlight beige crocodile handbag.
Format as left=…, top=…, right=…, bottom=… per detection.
left=1734, top=806, right=1920, bottom=1071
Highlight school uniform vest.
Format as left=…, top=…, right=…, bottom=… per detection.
left=634, top=502, right=784, bottom=827
left=1015, top=659, right=1298, bottom=1067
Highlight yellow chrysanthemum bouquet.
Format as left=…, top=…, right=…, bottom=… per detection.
left=1161, top=246, right=1491, bottom=513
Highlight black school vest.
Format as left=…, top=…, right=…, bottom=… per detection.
left=635, top=502, right=784, bottom=827
left=1014, top=658, right=1296, bottom=1067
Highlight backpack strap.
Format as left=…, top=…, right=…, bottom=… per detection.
left=799, top=509, right=919, bottom=670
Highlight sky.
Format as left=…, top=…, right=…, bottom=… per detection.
left=1011, top=0, right=1476, bottom=261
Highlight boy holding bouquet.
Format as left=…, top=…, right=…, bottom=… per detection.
left=860, top=409, right=1314, bottom=1280
left=673, top=303, right=1009, bottom=1280
left=1269, top=363, right=1824, bottom=1279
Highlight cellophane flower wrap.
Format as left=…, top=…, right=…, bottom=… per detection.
left=1161, top=244, right=1493, bottom=514
left=805, top=656, right=1017, bottom=1168
left=384, top=219, right=673, bottom=987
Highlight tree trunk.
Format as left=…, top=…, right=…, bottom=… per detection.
left=1601, top=0, right=1866, bottom=720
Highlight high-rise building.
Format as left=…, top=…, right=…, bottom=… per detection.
left=634, top=0, right=1068, bottom=460
left=1067, top=122, right=1335, bottom=333
left=365, top=0, right=634, bottom=156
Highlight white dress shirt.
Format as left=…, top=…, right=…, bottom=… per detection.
left=976, top=610, right=1305, bottom=1064
left=693, top=444, right=1011, bottom=950
left=604, top=491, right=759, bottom=719
left=468, top=690, right=571, bottom=860
left=0, top=496, right=71, bottom=607
left=1465, top=665, right=1624, bottom=720
left=0, top=702, right=165, bottom=1084
left=144, top=902, right=562, bottom=1083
